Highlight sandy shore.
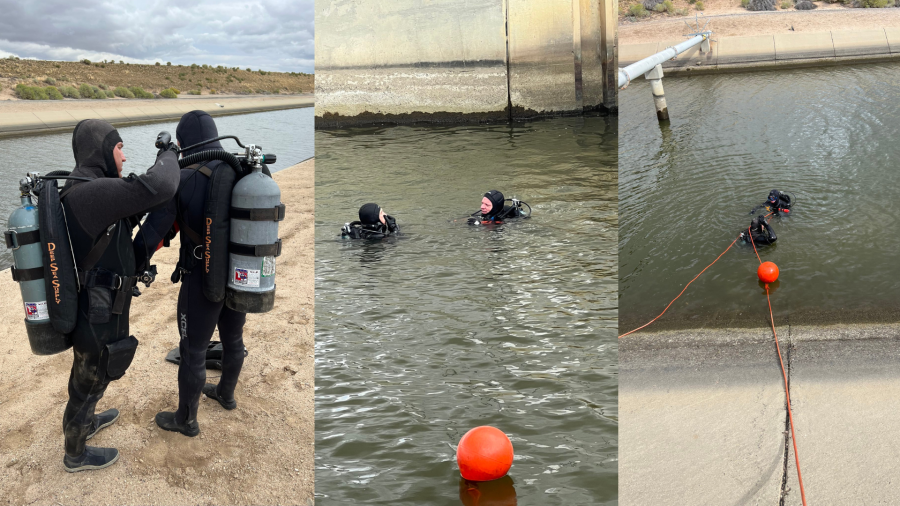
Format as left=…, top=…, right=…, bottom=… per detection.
left=0, top=94, right=314, bottom=113
left=620, top=6, right=900, bottom=44
left=0, top=159, right=314, bottom=505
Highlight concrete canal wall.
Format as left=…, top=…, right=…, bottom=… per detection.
left=315, top=0, right=616, bottom=127
left=0, top=95, right=314, bottom=138
left=619, top=28, right=900, bottom=77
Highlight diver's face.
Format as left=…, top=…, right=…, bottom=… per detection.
left=379, top=208, right=386, bottom=225
left=481, top=197, right=492, bottom=214
left=113, top=142, right=126, bottom=177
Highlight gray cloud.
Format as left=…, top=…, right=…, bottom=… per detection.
left=0, top=0, right=313, bottom=73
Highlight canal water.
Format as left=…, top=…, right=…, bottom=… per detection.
left=620, top=63, right=900, bottom=331
left=0, top=106, right=313, bottom=269
left=315, top=117, right=618, bottom=505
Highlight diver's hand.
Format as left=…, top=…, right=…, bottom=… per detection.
left=132, top=286, right=142, bottom=297
left=467, top=217, right=481, bottom=226
left=384, top=214, right=399, bottom=232
left=156, top=143, right=178, bottom=157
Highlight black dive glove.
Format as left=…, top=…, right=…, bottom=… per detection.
left=155, top=131, right=178, bottom=157
left=384, top=214, right=399, bottom=232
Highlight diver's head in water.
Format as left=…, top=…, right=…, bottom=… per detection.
left=176, top=110, right=223, bottom=158
left=72, top=119, right=126, bottom=178
left=482, top=190, right=504, bottom=216
left=359, top=203, right=385, bottom=226
left=767, top=190, right=782, bottom=206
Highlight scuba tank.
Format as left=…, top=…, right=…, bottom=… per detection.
left=5, top=173, right=77, bottom=355
left=170, top=133, right=283, bottom=314
left=225, top=143, right=283, bottom=313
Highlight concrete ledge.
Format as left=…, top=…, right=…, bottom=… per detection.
left=620, top=29, right=900, bottom=79
left=0, top=95, right=314, bottom=138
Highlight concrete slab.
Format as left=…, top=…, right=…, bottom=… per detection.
left=783, top=329, right=900, bottom=505
left=92, top=108, right=130, bottom=123
left=32, top=111, right=78, bottom=129
left=66, top=109, right=100, bottom=122
left=884, top=27, right=900, bottom=54
left=718, top=35, right=775, bottom=65
left=619, top=42, right=659, bottom=67
left=0, top=112, right=42, bottom=133
left=114, top=107, right=152, bottom=122
left=775, top=32, right=835, bottom=61
left=620, top=328, right=788, bottom=506
left=135, top=106, right=169, bottom=121
left=832, top=29, right=890, bottom=58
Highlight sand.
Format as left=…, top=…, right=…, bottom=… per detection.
left=620, top=5, right=900, bottom=44
left=0, top=94, right=314, bottom=113
left=0, top=159, right=314, bottom=505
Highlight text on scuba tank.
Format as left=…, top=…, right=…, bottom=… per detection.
left=205, top=218, right=212, bottom=273
left=47, top=242, right=61, bottom=304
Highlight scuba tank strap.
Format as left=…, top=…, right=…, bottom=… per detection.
left=11, top=266, right=44, bottom=282
left=77, top=268, right=139, bottom=315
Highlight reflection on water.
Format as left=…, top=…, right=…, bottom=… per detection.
left=0, top=106, right=313, bottom=270
left=459, top=476, right=517, bottom=506
left=620, top=63, right=900, bottom=329
left=315, top=118, right=617, bottom=505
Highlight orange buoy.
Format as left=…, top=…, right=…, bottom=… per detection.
left=457, top=426, right=514, bottom=481
left=758, top=261, right=779, bottom=284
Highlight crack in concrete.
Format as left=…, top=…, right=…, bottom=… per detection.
left=779, top=321, right=793, bottom=506
left=504, top=0, right=512, bottom=122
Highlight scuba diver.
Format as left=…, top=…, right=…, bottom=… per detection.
left=468, top=190, right=531, bottom=225
left=61, top=119, right=180, bottom=471
left=750, top=189, right=793, bottom=216
left=133, top=111, right=249, bottom=437
left=341, top=203, right=400, bottom=239
left=740, top=214, right=777, bottom=246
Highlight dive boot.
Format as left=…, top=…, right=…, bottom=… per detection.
left=86, top=408, right=120, bottom=441
left=155, top=411, right=200, bottom=437
left=63, top=446, right=119, bottom=473
left=202, top=383, right=237, bottom=410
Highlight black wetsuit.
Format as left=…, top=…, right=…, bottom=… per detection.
left=133, top=111, right=246, bottom=426
left=62, top=120, right=179, bottom=458
left=342, top=215, right=399, bottom=239
left=742, top=216, right=777, bottom=246
left=470, top=205, right=524, bottom=224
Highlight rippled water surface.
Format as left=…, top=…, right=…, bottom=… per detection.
left=0, top=106, right=313, bottom=269
left=620, top=63, right=900, bottom=330
left=315, top=118, right=617, bottom=505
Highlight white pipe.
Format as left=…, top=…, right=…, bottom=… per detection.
left=618, top=35, right=706, bottom=89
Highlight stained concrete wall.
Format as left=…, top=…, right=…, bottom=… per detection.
left=315, top=0, right=614, bottom=127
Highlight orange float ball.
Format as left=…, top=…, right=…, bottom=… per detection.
left=457, top=426, right=514, bottom=481
left=757, top=261, right=779, bottom=284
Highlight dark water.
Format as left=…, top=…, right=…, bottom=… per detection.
left=0, top=106, right=313, bottom=269
left=620, top=63, right=900, bottom=331
left=315, top=118, right=618, bottom=505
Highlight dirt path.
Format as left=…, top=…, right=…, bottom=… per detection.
left=620, top=5, right=900, bottom=44
left=0, top=159, right=314, bottom=505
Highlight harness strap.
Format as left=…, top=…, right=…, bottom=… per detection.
left=4, top=229, right=41, bottom=249
left=11, top=266, right=44, bottom=282
left=230, top=204, right=286, bottom=222
left=229, top=239, right=282, bottom=257
left=79, top=223, right=117, bottom=273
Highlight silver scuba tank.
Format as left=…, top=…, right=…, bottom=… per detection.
left=6, top=178, right=72, bottom=355
left=225, top=144, right=283, bottom=313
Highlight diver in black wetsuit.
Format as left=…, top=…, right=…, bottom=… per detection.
left=468, top=190, right=529, bottom=225
left=341, top=203, right=400, bottom=239
left=750, top=189, right=793, bottom=216
left=61, top=119, right=179, bottom=472
left=740, top=214, right=777, bottom=246
left=133, top=111, right=248, bottom=437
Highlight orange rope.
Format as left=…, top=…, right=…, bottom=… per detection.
left=751, top=232, right=807, bottom=506
left=618, top=236, right=739, bottom=338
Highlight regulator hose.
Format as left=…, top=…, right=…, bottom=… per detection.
left=178, top=149, right=244, bottom=176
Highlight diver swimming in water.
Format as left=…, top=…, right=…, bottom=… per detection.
left=750, top=189, right=794, bottom=216
left=341, top=203, right=400, bottom=239
left=468, top=190, right=531, bottom=225
left=740, top=214, right=777, bottom=246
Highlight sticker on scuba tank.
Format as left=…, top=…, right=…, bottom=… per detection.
left=261, top=256, right=275, bottom=277
left=234, top=267, right=260, bottom=287
left=24, top=301, right=48, bottom=321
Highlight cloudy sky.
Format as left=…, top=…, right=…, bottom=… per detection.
left=0, top=0, right=314, bottom=73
